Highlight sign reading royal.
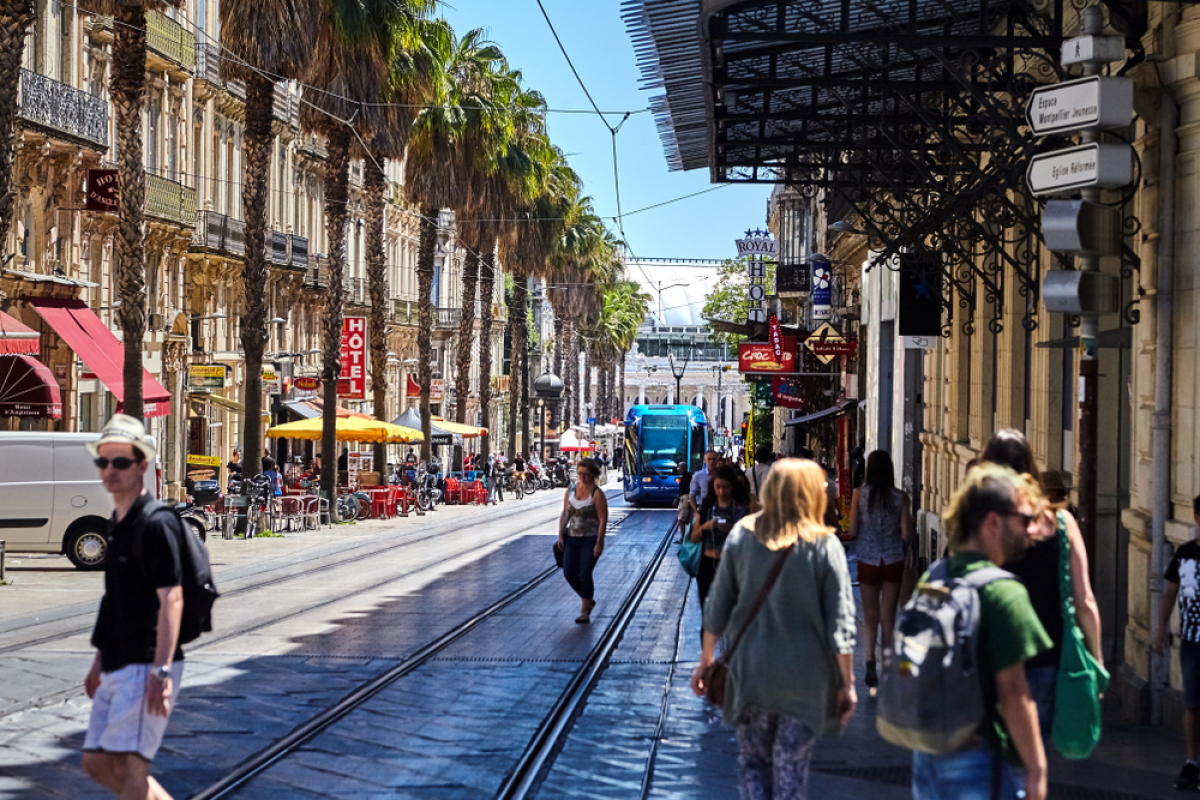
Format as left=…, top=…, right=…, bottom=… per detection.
left=338, top=316, right=367, bottom=399
left=735, top=234, right=778, bottom=258
left=1026, top=142, right=1132, bottom=196
left=1025, top=76, right=1133, bottom=136
left=738, top=336, right=797, bottom=374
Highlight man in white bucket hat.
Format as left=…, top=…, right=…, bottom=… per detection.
left=81, top=414, right=185, bottom=800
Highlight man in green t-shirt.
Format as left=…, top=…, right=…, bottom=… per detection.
left=912, top=465, right=1051, bottom=800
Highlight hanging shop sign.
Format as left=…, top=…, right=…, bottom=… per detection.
left=770, top=376, right=806, bottom=410
left=738, top=336, right=797, bottom=374
left=768, top=315, right=783, bottom=359
left=337, top=316, right=367, bottom=399
left=810, top=255, right=832, bottom=320
left=804, top=323, right=855, bottom=365
left=262, top=367, right=280, bottom=394
left=735, top=231, right=778, bottom=258
left=1025, top=76, right=1133, bottom=136
left=293, top=376, right=320, bottom=392
left=1025, top=143, right=1132, bottom=196
left=85, top=169, right=119, bottom=212
left=737, top=229, right=774, bottom=324
left=187, top=364, right=225, bottom=391
left=404, top=375, right=444, bottom=401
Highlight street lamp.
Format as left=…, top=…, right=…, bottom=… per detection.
left=533, top=369, right=564, bottom=462
left=668, top=346, right=690, bottom=404
left=712, top=363, right=731, bottom=430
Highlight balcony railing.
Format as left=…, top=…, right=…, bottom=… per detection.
left=191, top=211, right=245, bottom=258
left=296, top=135, right=327, bottom=161
left=195, top=42, right=221, bottom=85
left=776, top=262, right=810, bottom=295
left=269, top=230, right=289, bottom=265
left=273, top=84, right=297, bottom=127
left=18, top=69, right=108, bottom=150
left=289, top=235, right=309, bottom=270
left=147, top=174, right=196, bottom=227
left=436, top=307, right=461, bottom=329
left=146, top=11, right=195, bottom=73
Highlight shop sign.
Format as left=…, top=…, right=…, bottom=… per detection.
left=53, top=363, right=68, bottom=388
left=338, top=316, right=366, bottom=399
left=262, top=367, right=280, bottom=394
left=769, top=315, right=783, bottom=359
left=294, top=376, right=320, bottom=392
left=805, top=323, right=853, bottom=365
left=771, top=376, right=806, bottom=409
left=811, top=256, right=832, bottom=320
left=186, top=454, right=221, bottom=467
left=405, top=376, right=445, bottom=400
left=188, top=364, right=225, bottom=391
left=85, top=169, right=119, bottom=212
left=738, top=336, right=797, bottom=374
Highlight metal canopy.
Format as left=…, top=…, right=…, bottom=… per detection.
left=625, top=0, right=1148, bottom=334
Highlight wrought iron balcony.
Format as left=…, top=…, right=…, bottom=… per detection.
left=393, top=298, right=416, bottom=325
left=146, top=174, right=196, bottom=227
left=18, top=69, right=108, bottom=150
left=289, top=235, right=309, bottom=270
left=776, top=262, right=810, bottom=295
left=146, top=11, right=195, bottom=74
left=269, top=230, right=289, bottom=266
left=296, top=135, right=327, bottom=161
left=191, top=211, right=245, bottom=257
left=436, top=307, right=461, bottom=329
left=273, top=84, right=297, bottom=127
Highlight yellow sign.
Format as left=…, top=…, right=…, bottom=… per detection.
left=188, top=364, right=226, bottom=390
left=186, top=454, right=222, bottom=467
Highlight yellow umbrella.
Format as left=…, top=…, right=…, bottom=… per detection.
left=430, top=416, right=486, bottom=438
left=378, top=422, right=424, bottom=443
left=267, top=417, right=387, bottom=443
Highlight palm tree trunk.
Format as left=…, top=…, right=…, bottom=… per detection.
left=416, top=206, right=437, bottom=462
left=582, top=346, right=592, bottom=423
left=113, top=5, right=148, bottom=420
left=455, top=249, right=477, bottom=425
left=478, top=243, right=495, bottom=460
left=239, top=74, right=272, bottom=481
left=365, top=158, right=388, bottom=473
left=505, top=271, right=523, bottom=459
left=566, top=321, right=578, bottom=428
left=319, top=127, right=351, bottom=505
left=0, top=1, right=34, bottom=251
left=619, top=351, right=627, bottom=420
left=597, top=360, right=607, bottom=424
left=516, top=277, right=530, bottom=458
left=551, top=311, right=564, bottom=429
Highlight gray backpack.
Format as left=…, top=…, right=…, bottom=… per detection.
left=876, top=560, right=1014, bottom=754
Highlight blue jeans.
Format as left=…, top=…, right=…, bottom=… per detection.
left=912, top=748, right=1024, bottom=800
left=1024, top=664, right=1057, bottom=741
left=563, top=535, right=598, bottom=601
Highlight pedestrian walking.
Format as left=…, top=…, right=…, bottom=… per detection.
left=1154, top=494, right=1200, bottom=789
left=557, top=457, right=608, bottom=624
left=691, top=465, right=752, bottom=613
left=262, top=457, right=283, bottom=497
left=692, top=459, right=857, bottom=800
left=82, top=415, right=187, bottom=800
left=745, top=444, right=773, bottom=509
left=981, top=429, right=1103, bottom=741
left=884, top=463, right=1050, bottom=800
left=490, top=454, right=504, bottom=504
left=689, top=449, right=721, bottom=512
left=846, top=450, right=914, bottom=688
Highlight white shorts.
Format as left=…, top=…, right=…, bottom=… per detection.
left=84, top=662, right=183, bottom=761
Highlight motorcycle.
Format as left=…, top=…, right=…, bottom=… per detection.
left=416, top=461, right=442, bottom=512
left=529, top=463, right=554, bottom=492
left=548, top=459, right=571, bottom=488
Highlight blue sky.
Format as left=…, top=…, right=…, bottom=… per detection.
left=440, top=0, right=772, bottom=262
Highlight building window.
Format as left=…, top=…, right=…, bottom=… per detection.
left=147, top=98, right=161, bottom=173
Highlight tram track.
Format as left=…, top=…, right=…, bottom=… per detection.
left=185, top=509, right=647, bottom=800
left=0, top=491, right=576, bottom=656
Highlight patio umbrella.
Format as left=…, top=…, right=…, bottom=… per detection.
left=559, top=430, right=586, bottom=452
left=267, top=417, right=422, bottom=444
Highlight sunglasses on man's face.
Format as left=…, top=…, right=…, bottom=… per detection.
left=94, top=456, right=140, bottom=470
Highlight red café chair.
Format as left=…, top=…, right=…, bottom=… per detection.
left=396, top=484, right=411, bottom=517
left=445, top=477, right=459, bottom=506
left=474, top=479, right=486, bottom=505
left=370, top=489, right=390, bottom=520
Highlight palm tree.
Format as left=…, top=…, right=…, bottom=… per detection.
left=220, top=0, right=312, bottom=480
left=406, top=25, right=505, bottom=461
left=0, top=0, right=34, bottom=251
left=75, top=0, right=183, bottom=418
left=301, top=0, right=429, bottom=503
left=594, top=279, right=649, bottom=419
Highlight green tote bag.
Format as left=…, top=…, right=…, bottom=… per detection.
left=1050, top=513, right=1110, bottom=759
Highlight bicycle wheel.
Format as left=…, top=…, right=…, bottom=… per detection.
left=245, top=505, right=261, bottom=538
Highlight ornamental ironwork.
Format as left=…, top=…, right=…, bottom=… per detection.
left=19, top=69, right=108, bottom=150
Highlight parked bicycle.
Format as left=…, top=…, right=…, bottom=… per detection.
left=416, top=461, right=442, bottom=512
left=243, top=474, right=273, bottom=538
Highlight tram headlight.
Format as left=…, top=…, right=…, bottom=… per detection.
left=643, top=477, right=652, bottom=484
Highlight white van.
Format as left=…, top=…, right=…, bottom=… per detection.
left=0, top=432, right=157, bottom=570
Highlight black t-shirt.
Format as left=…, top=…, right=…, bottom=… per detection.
left=91, top=494, right=185, bottom=673
left=226, top=461, right=242, bottom=475
left=514, top=457, right=525, bottom=471
left=1166, top=540, right=1200, bottom=643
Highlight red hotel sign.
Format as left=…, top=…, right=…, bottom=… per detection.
left=85, top=169, right=119, bottom=212
left=738, top=336, right=798, bottom=374
left=337, top=316, right=366, bottom=398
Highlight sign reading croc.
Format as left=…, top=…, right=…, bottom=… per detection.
left=738, top=336, right=797, bottom=374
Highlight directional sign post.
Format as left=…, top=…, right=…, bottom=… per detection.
left=1026, top=143, right=1132, bottom=196
left=1026, top=76, right=1133, bottom=136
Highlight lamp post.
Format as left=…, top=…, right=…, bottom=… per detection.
left=532, top=369, right=564, bottom=463
left=537, top=398, right=546, bottom=462
left=712, top=363, right=731, bottom=431
left=668, top=345, right=690, bottom=403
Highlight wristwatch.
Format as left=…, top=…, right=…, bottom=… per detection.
left=152, top=665, right=171, bottom=682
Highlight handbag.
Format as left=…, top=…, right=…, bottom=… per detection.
left=677, top=535, right=702, bottom=578
left=1050, top=512, right=1110, bottom=759
left=701, top=546, right=792, bottom=706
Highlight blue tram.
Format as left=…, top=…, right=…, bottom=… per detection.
left=622, top=405, right=709, bottom=504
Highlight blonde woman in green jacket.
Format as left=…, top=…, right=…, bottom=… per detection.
left=692, top=458, right=857, bottom=800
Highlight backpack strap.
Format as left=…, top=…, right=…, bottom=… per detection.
left=959, top=566, right=1016, bottom=590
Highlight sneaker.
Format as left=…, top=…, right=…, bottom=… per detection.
left=1174, top=761, right=1199, bottom=790
left=865, top=660, right=878, bottom=688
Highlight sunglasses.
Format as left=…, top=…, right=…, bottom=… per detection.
left=1004, top=511, right=1036, bottom=528
left=94, top=456, right=141, bottom=470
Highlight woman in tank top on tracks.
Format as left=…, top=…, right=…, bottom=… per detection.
left=557, top=458, right=608, bottom=624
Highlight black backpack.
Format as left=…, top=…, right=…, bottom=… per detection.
left=134, top=500, right=220, bottom=644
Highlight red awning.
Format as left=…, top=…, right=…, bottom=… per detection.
left=0, top=354, right=62, bottom=418
left=0, top=311, right=40, bottom=355
left=27, top=298, right=171, bottom=418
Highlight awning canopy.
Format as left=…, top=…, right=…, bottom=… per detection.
left=784, top=399, right=859, bottom=427
left=0, top=311, right=39, bottom=355
left=267, top=416, right=422, bottom=443
left=28, top=298, right=171, bottom=417
left=0, top=354, right=62, bottom=418
left=392, top=409, right=480, bottom=444
left=195, top=393, right=269, bottom=421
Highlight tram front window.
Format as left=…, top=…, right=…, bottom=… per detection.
left=640, top=416, right=687, bottom=475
